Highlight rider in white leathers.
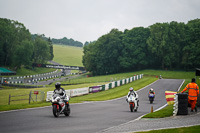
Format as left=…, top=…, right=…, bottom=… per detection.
left=126, top=87, right=139, bottom=106
left=53, top=82, right=67, bottom=112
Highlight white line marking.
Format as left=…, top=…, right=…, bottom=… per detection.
left=177, top=79, right=185, bottom=92
left=0, top=106, right=51, bottom=114
left=154, top=103, right=168, bottom=112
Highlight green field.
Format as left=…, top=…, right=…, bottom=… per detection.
left=53, top=44, right=83, bottom=66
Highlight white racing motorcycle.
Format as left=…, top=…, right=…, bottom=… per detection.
left=51, top=94, right=70, bottom=117
left=127, top=94, right=138, bottom=112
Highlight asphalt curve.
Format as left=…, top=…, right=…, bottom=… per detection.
left=0, top=79, right=184, bottom=133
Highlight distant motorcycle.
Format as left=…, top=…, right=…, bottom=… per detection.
left=127, top=94, right=138, bottom=112
left=148, top=93, right=155, bottom=104
left=51, top=94, right=70, bottom=117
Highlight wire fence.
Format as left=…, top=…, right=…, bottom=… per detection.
left=8, top=90, right=45, bottom=105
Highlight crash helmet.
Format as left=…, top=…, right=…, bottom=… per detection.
left=55, top=82, right=61, bottom=89
left=129, top=87, right=134, bottom=91
left=150, top=88, right=154, bottom=92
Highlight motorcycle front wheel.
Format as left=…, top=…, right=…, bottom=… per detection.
left=64, top=106, right=70, bottom=116
left=130, top=103, right=134, bottom=112
left=134, top=107, right=138, bottom=112
left=53, top=104, right=59, bottom=117
left=149, top=98, right=154, bottom=104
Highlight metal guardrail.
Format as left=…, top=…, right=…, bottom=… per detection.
left=2, top=83, right=43, bottom=88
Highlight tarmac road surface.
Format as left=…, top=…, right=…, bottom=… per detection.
left=0, top=79, right=184, bottom=133
left=99, top=110, right=200, bottom=133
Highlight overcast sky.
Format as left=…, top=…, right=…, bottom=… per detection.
left=0, top=0, right=200, bottom=43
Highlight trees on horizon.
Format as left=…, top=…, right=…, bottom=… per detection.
left=83, top=19, right=200, bottom=75
left=1, top=17, right=200, bottom=74
left=0, top=18, right=53, bottom=70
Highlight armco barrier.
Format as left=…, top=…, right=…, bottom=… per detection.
left=4, top=69, right=60, bottom=84
left=109, top=83, right=112, bottom=89
left=117, top=81, right=120, bottom=86
left=112, top=82, right=115, bottom=88
left=115, top=81, right=117, bottom=87
left=127, top=78, right=129, bottom=84
left=105, top=83, right=109, bottom=90
left=122, top=79, right=125, bottom=85
left=120, top=80, right=122, bottom=86
left=2, top=83, right=43, bottom=88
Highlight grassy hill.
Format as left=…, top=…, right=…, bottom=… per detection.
left=53, top=44, right=83, bottom=66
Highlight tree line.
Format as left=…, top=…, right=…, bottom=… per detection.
left=51, top=37, right=83, bottom=47
left=0, top=18, right=54, bottom=70
left=83, top=19, right=200, bottom=75
left=32, top=34, right=84, bottom=47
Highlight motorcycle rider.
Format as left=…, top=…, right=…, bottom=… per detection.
left=53, top=82, right=67, bottom=111
left=126, top=87, right=139, bottom=106
left=149, top=88, right=155, bottom=95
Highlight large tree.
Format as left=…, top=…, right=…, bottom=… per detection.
left=33, top=36, right=50, bottom=64
left=14, top=40, right=34, bottom=69
left=120, top=27, right=150, bottom=71
left=48, top=37, right=54, bottom=60
left=83, top=29, right=123, bottom=75
left=182, top=19, right=200, bottom=70
left=147, top=23, right=172, bottom=69
left=0, top=18, right=32, bottom=68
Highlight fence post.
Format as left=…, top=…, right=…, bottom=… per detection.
left=29, top=91, right=31, bottom=104
left=8, top=94, right=11, bottom=105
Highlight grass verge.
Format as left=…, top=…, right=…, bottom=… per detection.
left=142, top=105, right=173, bottom=118
left=70, top=77, right=157, bottom=103
left=135, top=125, right=200, bottom=133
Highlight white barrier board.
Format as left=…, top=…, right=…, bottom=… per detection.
left=70, top=87, right=89, bottom=97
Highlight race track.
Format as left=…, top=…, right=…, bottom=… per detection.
left=0, top=79, right=184, bottom=133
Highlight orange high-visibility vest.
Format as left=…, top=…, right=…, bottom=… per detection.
left=182, top=82, right=199, bottom=100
